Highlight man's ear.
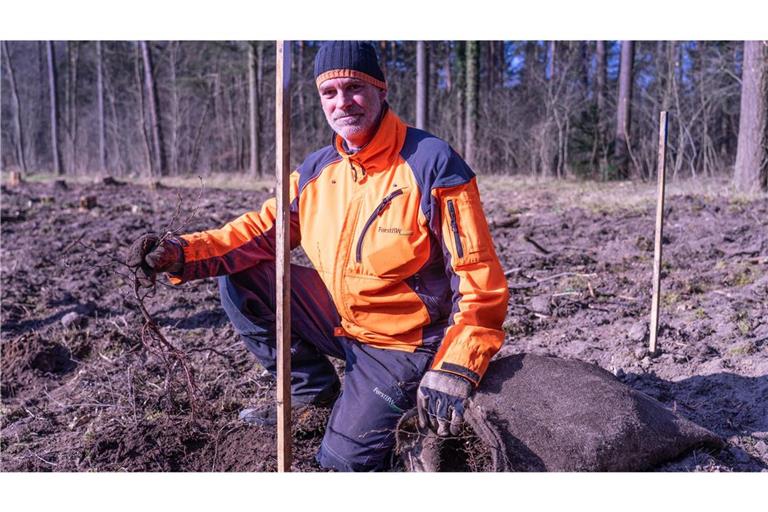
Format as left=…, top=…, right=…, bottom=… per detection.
left=378, top=88, right=387, bottom=103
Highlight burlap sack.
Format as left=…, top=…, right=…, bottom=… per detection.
left=396, top=353, right=722, bottom=471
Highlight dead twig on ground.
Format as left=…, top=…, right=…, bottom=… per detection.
left=509, top=272, right=598, bottom=290
left=522, top=234, right=551, bottom=255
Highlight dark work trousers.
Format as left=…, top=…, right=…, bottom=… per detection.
left=218, top=262, right=437, bottom=472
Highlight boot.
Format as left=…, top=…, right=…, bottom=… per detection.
left=239, top=380, right=340, bottom=426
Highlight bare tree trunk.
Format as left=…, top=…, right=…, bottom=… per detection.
left=67, top=42, right=80, bottom=173
left=580, top=41, right=590, bottom=91
left=96, top=41, right=106, bottom=173
left=2, top=41, right=28, bottom=173
left=134, top=43, right=152, bottom=176
left=140, top=41, right=166, bottom=177
left=104, top=58, right=127, bottom=176
left=465, top=41, right=479, bottom=167
left=249, top=42, right=262, bottom=177
left=257, top=42, right=265, bottom=173
left=416, top=41, right=428, bottom=130
left=444, top=43, right=452, bottom=92
left=734, top=41, right=768, bottom=192
left=592, top=40, right=607, bottom=175
left=454, top=41, right=466, bottom=153
left=379, top=41, right=388, bottom=81
left=614, top=40, right=635, bottom=179
left=297, top=41, right=307, bottom=142
left=428, top=42, right=438, bottom=127
left=486, top=41, right=496, bottom=90
left=547, top=41, right=556, bottom=80
left=169, top=42, right=180, bottom=175
left=522, top=41, right=540, bottom=94
left=46, top=41, right=63, bottom=175
left=226, top=74, right=240, bottom=171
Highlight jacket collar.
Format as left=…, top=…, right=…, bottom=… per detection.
left=333, top=105, right=406, bottom=174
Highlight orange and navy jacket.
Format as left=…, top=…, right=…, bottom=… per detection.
left=171, top=108, right=509, bottom=386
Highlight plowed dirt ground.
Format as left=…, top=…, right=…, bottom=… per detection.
left=1, top=177, right=766, bottom=471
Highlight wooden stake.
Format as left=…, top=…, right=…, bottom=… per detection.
left=275, top=40, right=293, bottom=473
left=649, top=111, right=668, bottom=355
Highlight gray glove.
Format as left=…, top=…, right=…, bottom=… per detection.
left=416, top=370, right=473, bottom=437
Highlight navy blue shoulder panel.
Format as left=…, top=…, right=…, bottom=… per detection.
left=400, top=127, right=475, bottom=221
left=297, top=145, right=341, bottom=194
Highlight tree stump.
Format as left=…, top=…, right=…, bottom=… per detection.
left=101, top=176, right=121, bottom=186
left=79, top=196, right=97, bottom=210
left=8, top=171, right=23, bottom=187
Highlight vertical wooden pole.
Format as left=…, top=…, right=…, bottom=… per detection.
left=649, top=111, right=668, bottom=355
left=275, top=41, right=293, bottom=472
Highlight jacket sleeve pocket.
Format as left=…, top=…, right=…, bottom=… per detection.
left=440, top=185, right=492, bottom=268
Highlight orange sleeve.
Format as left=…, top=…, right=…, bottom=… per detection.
left=430, top=177, right=509, bottom=385
left=168, top=171, right=301, bottom=284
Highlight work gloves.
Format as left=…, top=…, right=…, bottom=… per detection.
left=416, top=370, right=474, bottom=437
left=126, top=234, right=184, bottom=286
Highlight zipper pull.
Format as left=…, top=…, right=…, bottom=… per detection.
left=376, top=189, right=404, bottom=216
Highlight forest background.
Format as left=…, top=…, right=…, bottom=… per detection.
left=2, top=39, right=766, bottom=193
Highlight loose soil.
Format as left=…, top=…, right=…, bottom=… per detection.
left=1, top=177, right=766, bottom=472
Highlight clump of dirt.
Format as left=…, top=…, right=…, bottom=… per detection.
left=393, top=411, right=496, bottom=472
left=1, top=333, right=78, bottom=399
left=1, top=179, right=766, bottom=471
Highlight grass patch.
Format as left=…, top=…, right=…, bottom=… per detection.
left=729, top=342, right=754, bottom=355
left=726, top=265, right=757, bottom=287
left=662, top=291, right=681, bottom=307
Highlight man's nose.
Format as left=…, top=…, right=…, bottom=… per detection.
left=335, top=90, right=354, bottom=110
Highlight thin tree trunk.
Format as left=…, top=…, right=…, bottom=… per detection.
left=104, top=61, right=127, bottom=176
left=547, top=41, right=556, bottom=80
left=522, top=41, right=540, bottom=94
left=454, top=41, right=466, bottom=152
left=614, top=40, right=635, bottom=179
left=36, top=41, right=46, bottom=170
left=379, top=41, right=388, bottom=81
left=134, top=43, right=152, bottom=176
left=734, top=41, right=768, bottom=192
left=416, top=40, right=428, bottom=130
left=226, top=74, right=240, bottom=171
left=428, top=42, right=438, bottom=128
left=465, top=41, right=479, bottom=167
left=65, top=42, right=79, bottom=173
left=249, top=42, right=262, bottom=177
left=2, top=42, right=28, bottom=173
left=444, top=43, right=452, bottom=92
left=140, top=41, right=166, bottom=177
left=297, top=41, right=307, bottom=142
left=96, top=41, right=106, bottom=172
left=592, top=40, right=607, bottom=175
left=46, top=41, right=63, bottom=175
left=169, top=42, right=180, bottom=175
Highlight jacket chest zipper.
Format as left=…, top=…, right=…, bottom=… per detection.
left=355, top=188, right=404, bottom=263
left=447, top=199, right=464, bottom=259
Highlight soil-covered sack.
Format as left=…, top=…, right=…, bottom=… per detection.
left=397, top=353, right=723, bottom=471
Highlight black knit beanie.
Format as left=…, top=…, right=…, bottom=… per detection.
left=314, top=41, right=387, bottom=91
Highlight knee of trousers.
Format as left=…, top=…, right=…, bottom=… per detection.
left=316, top=435, right=394, bottom=472
left=218, top=275, right=268, bottom=334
